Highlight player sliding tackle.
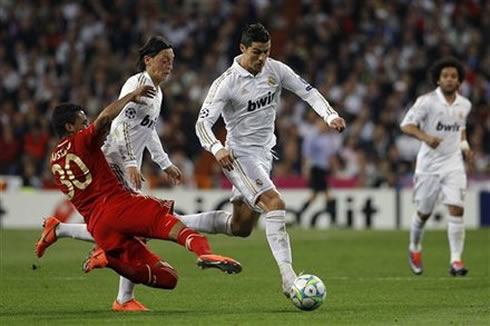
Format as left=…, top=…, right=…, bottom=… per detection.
left=44, top=85, right=241, bottom=298
left=36, top=36, right=236, bottom=312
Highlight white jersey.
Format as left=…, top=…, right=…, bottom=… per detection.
left=400, top=87, right=471, bottom=175
left=102, top=71, right=171, bottom=171
left=196, top=56, right=339, bottom=154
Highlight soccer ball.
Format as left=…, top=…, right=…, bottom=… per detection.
left=289, top=274, right=327, bottom=311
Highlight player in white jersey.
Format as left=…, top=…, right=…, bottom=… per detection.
left=400, top=57, right=473, bottom=276
left=36, top=36, right=232, bottom=311
left=187, top=23, right=346, bottom=297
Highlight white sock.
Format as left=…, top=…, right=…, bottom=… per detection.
left=56, top=223, right=94, bottom=242
left=117, top=276, right=136, bottom=304
left=176, top=211, right=232, bottom=235
left=409, top=214, right=426, bottom=252
left=448, top=216, right=465, bottom=263
left=265, top=210, right=296, bottom=291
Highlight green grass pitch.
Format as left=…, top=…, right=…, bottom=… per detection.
left=1, top=227, right=489, bottom=325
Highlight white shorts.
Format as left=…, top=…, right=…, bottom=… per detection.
left=223, top=147, right=276, bottom=212
left=105, top=155, right=139, bottom=193
left=413, top=171, right=466, bottom=215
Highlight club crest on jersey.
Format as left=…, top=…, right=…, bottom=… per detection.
left=125, top=107, right=136, bottom=119
left=247, top=91, right=276, bottom=112
left=267, top=75, right=277, bottom=86
left=256, top=178, right=263, bottom=186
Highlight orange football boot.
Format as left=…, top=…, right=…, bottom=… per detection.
left=112, top=299, right=149, bottom=312
left=82, top=247, right=108, bottom=273
left=35, top=217, right=61, bottom=258
left=196, top=254, right=242, bottom=274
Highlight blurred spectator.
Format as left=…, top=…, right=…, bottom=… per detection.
left=0, top=0, right=488, bottom=189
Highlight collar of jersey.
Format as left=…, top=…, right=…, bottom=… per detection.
left=435, top=86, right=462, bottom=106
left=143, top=71, right=160, bottom=89
left=232, top=55, right=261, bottom=78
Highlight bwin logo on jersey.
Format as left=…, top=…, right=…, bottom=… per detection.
left=436, top=121, right=460, bottom=132
left=247, top=91, right=276, bottom=112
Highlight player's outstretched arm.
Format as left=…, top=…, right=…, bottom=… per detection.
left=94, top=85, right=156, bottom=134
left=401, top=124, right=441, bottom=149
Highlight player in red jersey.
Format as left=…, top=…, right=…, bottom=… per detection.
left=49, top=85, right=241, bottom=296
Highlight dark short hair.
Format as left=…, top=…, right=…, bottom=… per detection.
left=137, top=36, right=172, bottom=72
left=240, top=23, right=270, bottom=47
left=51, top=103, right=84, bottom=137
left=430, top=57, right=465, bottom=86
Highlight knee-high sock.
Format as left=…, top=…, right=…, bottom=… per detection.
left=56, top=223, right=94, bottom=242
left=448, top=216, right=465, bottom=263
left=265, top=210, right=296, bottom=291
left=176, top=211, right=233, bottom=235
left=150, top=214, right=212, bottom=257
left=409, top=214, right=426, bottom=252
left=176, top=227, right=212, bottom=256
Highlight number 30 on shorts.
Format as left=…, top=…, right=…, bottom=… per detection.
left=52, top=153, right=93, bottom=199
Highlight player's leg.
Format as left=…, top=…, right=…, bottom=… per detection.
left=224, top=148, right=296, bottom=293
left=176, top=210, right=234, bottom=235
left=102, top=200, right=241, bottom=274
left=107, top=162, right=147, bottom=311
left=84, top=237, right=179, bottom=291
left=259, top=189, right=297, bottom=295
left=409, top=174, right=440, bottom=275
left=36, top=217, right=94, bottom=258
left=442, top=171, right=468, bottom=276
left=229, top=200, right=261, bottom=237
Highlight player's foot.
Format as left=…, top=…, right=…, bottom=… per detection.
left=82, top=247, right=108, bottom=273
left=449, top=261, right=468, bottom=276
left=196, top=254, right=242, bottom=274
left=409, top=250, right=423, bottom=275
left=112, top=299, right=149, bottom=312
left=283, top=284, right=293, bottom=299
left=35, top=216, right=60, bottom=258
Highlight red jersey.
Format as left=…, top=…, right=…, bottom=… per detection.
left=50, top=124, right=127, bottom=228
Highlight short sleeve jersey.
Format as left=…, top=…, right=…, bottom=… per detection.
left=400, top=87, right=471, bottom=174
left=50, top=124, right=126, bottom=225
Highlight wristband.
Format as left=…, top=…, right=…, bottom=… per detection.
left=210, top=142, right=225, bottom=156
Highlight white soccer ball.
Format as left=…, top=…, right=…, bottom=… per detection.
left=289, top=274, right=327, bottom=311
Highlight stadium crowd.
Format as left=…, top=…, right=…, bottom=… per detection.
left=0, top=0, right=488, bottom=190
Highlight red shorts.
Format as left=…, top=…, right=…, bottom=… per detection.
left=88, top=192, right=174, bottom=252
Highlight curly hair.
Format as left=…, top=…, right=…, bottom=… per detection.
left=429, top=57, right=465, bottom=86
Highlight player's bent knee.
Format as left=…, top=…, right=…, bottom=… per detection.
left=231, top=222, right=253, bottom=237
left=417, top=211, right=431, bottom=221
left=448, top=205, right=464, bottom=217
left=151, top=261, right=179, bottom=289
left=270, top=197, right=285, bottom=211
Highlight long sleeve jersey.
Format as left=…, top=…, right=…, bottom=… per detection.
left=102, top=71, right=172, bottom=170
left=196, top=56, right=339, bottom=155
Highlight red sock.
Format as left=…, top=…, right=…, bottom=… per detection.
left=177, top=227, right=212, bottom=256
left=149, top=213, right=212, bottom=256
